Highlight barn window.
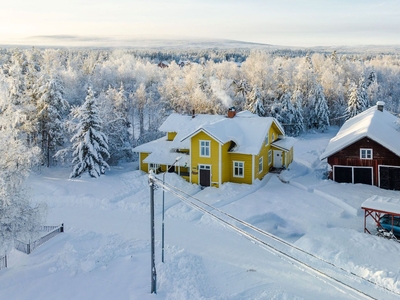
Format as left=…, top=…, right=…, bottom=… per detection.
left=258, top=157, right=263, bottom=173
left=268, top=150, right=272, bottom=165
left=233, top=161, right=244, bottom=178
left=360, top=148, right=373, bottom=159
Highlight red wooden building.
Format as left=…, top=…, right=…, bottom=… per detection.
left=320, top=102, right=400, bottom=190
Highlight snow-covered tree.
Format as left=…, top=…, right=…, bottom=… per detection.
left=0, top=79, right=45, bottom=254
left=289, top=88, right=305, bottom=136
left=313, top=84, right=330, bottom=131
left=70, top=87, right=109, bottom=178
left=245, top=86, right=265, bottom=116
left=345, top=80, right=367, bottom=120
left=36, top=76, right=69, bottom=167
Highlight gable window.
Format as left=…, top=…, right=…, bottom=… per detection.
left=258, top=157, right=263, bottom=173
left=265, top=133, right=269, bottom=146
left=272, top=133, right=275, bottom=142
left=268, top=150, right=272, bottom=165
left=233, top=161, right=244, bottom=178
left=200, top=140, right=210, bottom=157
left=360, top=148, right=373, bottom=159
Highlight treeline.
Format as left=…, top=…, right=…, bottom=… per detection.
left=0, top=47, right=399, bottom=168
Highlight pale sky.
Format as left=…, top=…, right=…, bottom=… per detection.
left=1, top=0, right=400, bottom=47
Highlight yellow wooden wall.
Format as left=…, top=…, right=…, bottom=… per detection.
left=139, top=152, right=150, bottom=173
left=190, top=131, right=220, bottom=186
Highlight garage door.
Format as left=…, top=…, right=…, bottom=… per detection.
left=333, top=166, right=373, bottom=185
left=353, top=168, right=373, bottom=185
left=379, top=166, right=400, bottom=190
left=334, top=166, right=352, bottom=183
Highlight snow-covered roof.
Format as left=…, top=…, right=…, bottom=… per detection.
left=320, top=104, right=400, bottom=160
left=159, top=113, right=225, bottom=149
left=143, top=151, right=190, bottom=167
left=132, top=136, right=170, bottom=153
left=178, top=111, right=286, bottom=155
left=272, top=137, right=298, bottom=152
left=361, top=195, right=400, bottom=215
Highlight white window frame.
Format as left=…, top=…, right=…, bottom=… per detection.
left=258, top=157, right=263, bottom=174
left=265, top=132, right=269, bottom=146
left=272, top=133, right=275, bottom=142
left=149, top=163, right=160, bottom=171
left=360, top=148, right=373, bottom=160
left=200, top=140, right=211, bottom=157
left=233, top=161, right=244, bottom=178
left=268, top=150, right=272, bottom=165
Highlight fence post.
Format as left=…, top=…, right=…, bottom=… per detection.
left=60, top=223, right=64, bottom=233
left=27, top=242, right=31, bottom=255
left=5, top=255, right=7, bottom=268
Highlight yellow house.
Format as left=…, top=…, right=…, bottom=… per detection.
left=133, top=109, right=296, bottom=187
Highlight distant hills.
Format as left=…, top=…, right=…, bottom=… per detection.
left=2, top=35, right=400, bottom=53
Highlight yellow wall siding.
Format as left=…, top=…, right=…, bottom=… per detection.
left=190, top=131, right=220, bottom=185
left=167, top=132, right=177, bottom=141
left=221, top=142, right=231, bottom=184
left=228, top=153, right=253, bottom=184
left=140, top=152, right=150, bottom=173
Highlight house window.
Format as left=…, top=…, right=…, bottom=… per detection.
left=233, top=161, right=244, bottom=178
left=200, top=140, right=210, bottom=157
left=268, top=150, right=272, bottom=165
left=258, top=157, right=263, bottom=173
left=149, top=163, right=160, bottom=171
left=272, top=133, right=275, bottom=142
left=360, top=148, right=373, bottom=159
left=265, top=133, right=269, bottom=146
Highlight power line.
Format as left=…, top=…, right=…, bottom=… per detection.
left=153, top=176, right=400, bottom=299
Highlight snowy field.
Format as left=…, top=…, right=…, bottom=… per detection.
left=1, top=127, right=400, bottom=299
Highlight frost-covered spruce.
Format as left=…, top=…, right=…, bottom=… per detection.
left=70, top=87, right=110, bottom=178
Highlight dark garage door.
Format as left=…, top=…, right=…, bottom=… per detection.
left=334, top=166, right=373, bottom=185
left=353, top=168, right=372, bottom=185
left=380, top=166, right=400, bottom=190
left=334, top=166, right=352, bottom=183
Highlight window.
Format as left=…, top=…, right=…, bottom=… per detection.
left=258, top=157, right=263, bottom=173
left=360, top=148, right=373, bottom=159
left=268, top=150, right=272, bottom=165
left=272, top=133, right=275, bottom=142
left=265, top=133, right=269, bottom=146
left=200, top=140, right=210, bottom=157
left=233, top=161, right=244, bottom=178
left=149, top=163, right=160, bottom=171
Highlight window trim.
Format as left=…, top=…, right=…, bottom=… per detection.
left=258, top=156, right=263, bottom=174
left=149, top=163, right=160, bottom=171
left=360, top=148, right=373, bottom=160
left=233, top=161, right=244, bottom=178
left=268, top=150, right=272, bottom=166
left=199, top=140, right=211, bottom=157
left=265, top=132, right=269, bottom=146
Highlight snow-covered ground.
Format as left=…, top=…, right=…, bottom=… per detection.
left=1, top=127, right=400, bottom=299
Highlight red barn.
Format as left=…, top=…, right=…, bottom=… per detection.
left=320, top=102, right=400, bottom=190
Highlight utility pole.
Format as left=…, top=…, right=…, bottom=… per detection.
left=149, top=171, right=157, bottom=294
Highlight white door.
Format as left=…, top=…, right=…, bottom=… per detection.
left=273, top=150, right=283, bottom=168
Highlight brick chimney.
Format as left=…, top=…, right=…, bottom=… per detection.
left=377, top=101, right=385, bottom=112
left=227, top=106, right=236, bottom=118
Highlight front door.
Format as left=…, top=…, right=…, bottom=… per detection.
left=273, top=150, right=283, bottom=168
left=199, top=165, right=211, bottom=187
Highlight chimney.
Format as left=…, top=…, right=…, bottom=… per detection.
left=192, top=109, right=195, bottom=118
left=227, top=106, right=236, bottom=118
left=376, top=101, right=385, bottom=112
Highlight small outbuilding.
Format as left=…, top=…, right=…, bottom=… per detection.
left=320, top=102, right=400, bottom=190
left=361, top=195, right=400, bottom=235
